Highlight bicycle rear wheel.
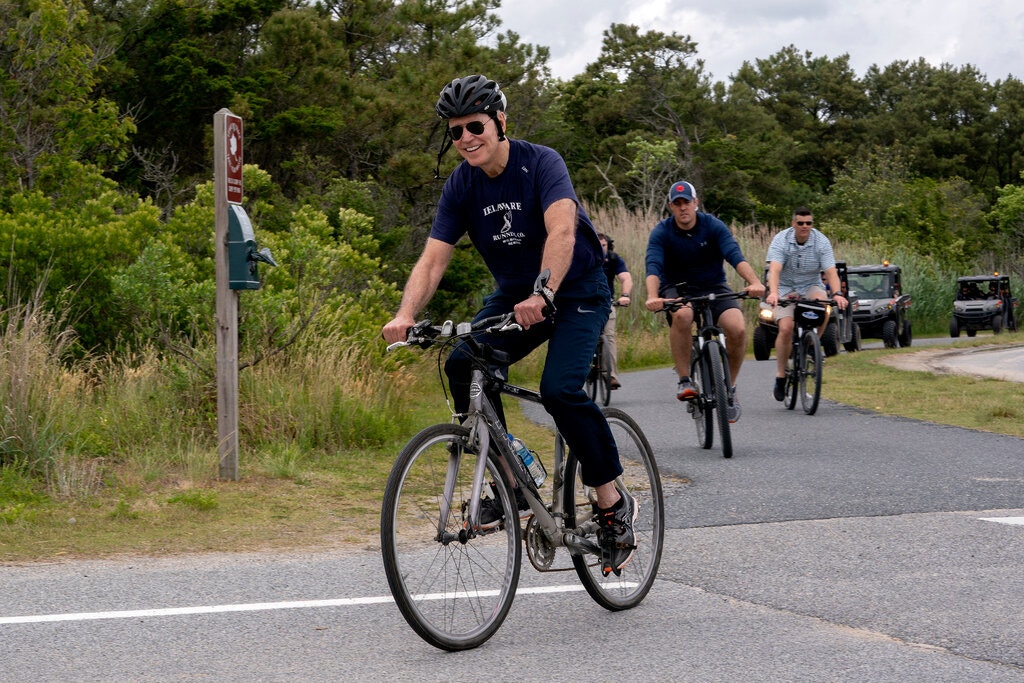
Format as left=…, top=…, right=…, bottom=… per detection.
left=689, top=352, right=713, bottom=449
left=799, top=331, right=823, bottom=415
left=785, top=344, right=799, bottom=411
left=380, top=423, right=521, bottom=651
left=565, top=408, right=664, bottom=610
left=598, top=339, right=613, bottom=407
left=586, top=353, right=599, bottom=402
left=707, top=340, right=732, bottom=459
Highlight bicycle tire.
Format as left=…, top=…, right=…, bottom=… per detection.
left=689, top=352, right=713, bottom=449
left=380, top=423, right=521, bottom=651
left=707, top=340, right=732, bottom=459
left=565, top=407, right=664, bottom=610
left=586, top=356, right=598, bottom=402
left=785, top=342, right=799, bottom=411
left=799, top=331, right=823, bottom=415
left=598, top=339, right=613, bottom=407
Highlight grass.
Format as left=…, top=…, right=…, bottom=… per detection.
left=823, top=332, right=1024, bottom=437
left=3, top=332, right=1022, bottom=563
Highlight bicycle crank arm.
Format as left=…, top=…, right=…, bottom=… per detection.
left=561, top=532, right=602, bottom=557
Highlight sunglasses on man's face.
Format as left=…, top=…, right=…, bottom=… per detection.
left=795, top=220, right=813, bottom=226
left=448, top=119, right=491, bottom=141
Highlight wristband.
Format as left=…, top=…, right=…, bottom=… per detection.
left=534, top=286, right=555, bottom=301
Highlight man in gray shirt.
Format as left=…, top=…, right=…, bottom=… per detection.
left=765, top=207, right=848, bottom=400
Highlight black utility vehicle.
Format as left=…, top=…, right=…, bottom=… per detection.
left=753, top=261, right=861, bottom=360
left=949, top=274, right=1018, bottom=337
left=846, top=262, right=912, bottom=348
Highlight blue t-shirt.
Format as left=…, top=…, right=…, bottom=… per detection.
left=430, top=139, right=603, bottom=298
left=765, top=227, right=837, bottom=297
left=645, top=212, right=747, bottom=293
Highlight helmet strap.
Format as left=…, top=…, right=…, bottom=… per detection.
left=433, top=128, right=454, bottom=180
left=492, top=113, right=506, bottom=142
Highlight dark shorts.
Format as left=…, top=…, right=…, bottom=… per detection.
left=660, top=283, right=741, bottom=326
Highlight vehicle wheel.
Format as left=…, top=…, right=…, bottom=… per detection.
left=799, top=331, right=823, bottom=415
left=381, top=423, right=521, bottom=651
left=992, top=314, right=1003, bottom=335
left=566, top=407, right=664, bottom=611
left=752, top=325, right=771, bottom=361
left=882, top=319, right=898, bottom=348
left=708, top=341, right=732, bottom=459
left=949, top=317, right=960, bottom=338
left=690, top=354, right=713, bottom=449
left=843, top=322, right=862, bottom=353
left=821, top=321, right=839, bottom=357
left=966, top=329, right=977, bottom=337
left=899, top=319, right=913, bottom=347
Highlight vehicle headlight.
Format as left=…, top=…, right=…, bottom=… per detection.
left=758, top=304, right=775, bottom=322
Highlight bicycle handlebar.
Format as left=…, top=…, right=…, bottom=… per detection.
left=661, top=290, right=748, bottom=312
left=773, top=297, right=836, bottom=308
left=386, top=270, right=558, bottom=352
left=385, top=312, right=522, bottom=352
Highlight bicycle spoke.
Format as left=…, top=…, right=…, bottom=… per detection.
left=381, top=425, right=520, bottom=651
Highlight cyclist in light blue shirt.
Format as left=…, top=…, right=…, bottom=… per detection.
left=765, top=207, right=848, bottom=400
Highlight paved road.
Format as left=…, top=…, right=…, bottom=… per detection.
left=892, top=343, right=1024, bottom=382
left=2, top=349, right=1023, bottom=681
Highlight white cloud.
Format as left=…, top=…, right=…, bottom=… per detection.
left=492, top=0, right=1024, bottom=82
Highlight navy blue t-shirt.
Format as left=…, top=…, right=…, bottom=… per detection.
left=645, top=212, right=747, bottom=293
left=430, top=139, right=603, bottom=298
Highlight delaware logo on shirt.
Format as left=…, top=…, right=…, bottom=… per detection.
left=484, top=202, right=526, bottom=245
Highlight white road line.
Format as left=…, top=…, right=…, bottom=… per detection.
left=979, top=516, right=1024, bottom=526
left=0, top=584, right=593, bottom=626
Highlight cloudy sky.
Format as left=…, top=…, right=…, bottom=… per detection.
left=492, top=0, right=1023, bottom=83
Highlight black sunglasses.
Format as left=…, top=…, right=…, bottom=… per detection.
left=449, top=119, right=491, bottom=141
left=795, top=220, right=813, bottom=226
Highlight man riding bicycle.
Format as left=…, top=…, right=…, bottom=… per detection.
left=381, top=74, right=636, bottom=576
left=765, top=207, right=848, bottom=401
left=644, top=180, right=765, bottom=423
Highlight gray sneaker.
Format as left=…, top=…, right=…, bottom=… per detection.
left=676, top=377, right=698, bottom=401
left=593, top=489, right=638, bottom=576
left=727, top=385, right=741, bottom=423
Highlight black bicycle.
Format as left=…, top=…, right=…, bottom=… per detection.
left=381, top=276, right=664, bottom=651
left=663, top=288, right=746, bottom=459
left=586, top=302, right=622, bottom=406
left=777, top=298, right=835, bottom=415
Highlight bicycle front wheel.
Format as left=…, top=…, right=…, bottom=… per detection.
left=799, top=331, right=823, bottom=415
left=565, top=407, right=664, bottom=610
left=707, top=340, right=733, bottom=459
left=380, top=423, right=522, bottom=651
left=689, top=352, right=713, bottom=449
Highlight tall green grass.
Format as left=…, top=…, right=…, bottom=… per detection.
left=0, top=204, right=1018, bottom=516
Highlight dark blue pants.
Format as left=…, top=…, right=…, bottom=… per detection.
left=445, top=276, right=622, bottom=487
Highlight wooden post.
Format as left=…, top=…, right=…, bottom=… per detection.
left=214, top=108, right=240, bottom=480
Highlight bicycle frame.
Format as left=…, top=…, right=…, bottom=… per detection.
left=779, top=298, right=833, bottom=414
left=663, top=287, right=745, bottom=458
left=456, top=362, right=602, bottom=557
